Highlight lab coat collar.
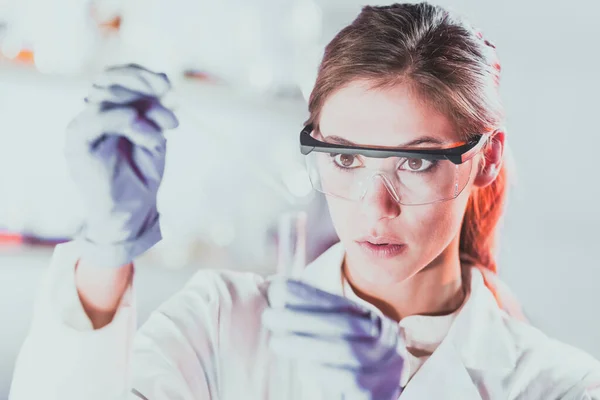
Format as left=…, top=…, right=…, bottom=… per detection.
left=301, top=242, right=518, bottom=399
left=401, top=265, right=518, bottom=399
left=447, top=266, right=518, bottom=372
left=300, top=242, right=347, bottom=296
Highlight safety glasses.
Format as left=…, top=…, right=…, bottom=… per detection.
left=299, top=124, right=491, bottom=206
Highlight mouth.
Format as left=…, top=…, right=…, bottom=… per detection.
left=356, top=237, right=407, bottom=258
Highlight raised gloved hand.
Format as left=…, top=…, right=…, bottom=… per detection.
left=65, top=64, right=179, bottom=268
left=263, top=279, right=405, bottom=400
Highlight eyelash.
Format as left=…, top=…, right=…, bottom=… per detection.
left=328, top=154, right=439, bottom=174
left=398, top=158, right=439, bottom=173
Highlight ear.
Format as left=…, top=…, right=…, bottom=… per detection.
left=473, top=130, right=505, bottom=188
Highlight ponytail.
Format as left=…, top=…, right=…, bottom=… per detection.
left=459, top=162, right=507, bottom=274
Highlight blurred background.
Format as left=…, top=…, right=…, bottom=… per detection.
left=0, top=0, right=599, bottom=397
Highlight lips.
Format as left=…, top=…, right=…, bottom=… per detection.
left=357, top=241, right=406, bottom=258
left=357, top=236, right=403, bottom=246
left=356, top=236, right=406, bottom=258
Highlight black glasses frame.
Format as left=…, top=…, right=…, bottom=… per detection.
left=299, top=124, right=489, bottom=165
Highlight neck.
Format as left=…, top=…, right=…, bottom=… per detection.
left=343, top=243, right=466, bottom=321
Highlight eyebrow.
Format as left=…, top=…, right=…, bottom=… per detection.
left=323, top=134, right=447, bottom=148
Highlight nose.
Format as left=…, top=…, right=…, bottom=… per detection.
left=359, top=174, right=401, bottom=221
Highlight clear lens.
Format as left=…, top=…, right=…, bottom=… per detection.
left=305, top=151, right=473, bottom=205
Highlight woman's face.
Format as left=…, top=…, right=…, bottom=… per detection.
left=318, top=80, right=480, bottom=286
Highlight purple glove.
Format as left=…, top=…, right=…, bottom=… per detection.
left=263, top=279, right=405, bottom=400
left=65, top=64, right=178, bottom=268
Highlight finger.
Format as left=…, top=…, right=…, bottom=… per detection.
left=92, top=104, right=168, bottom=148
left=268, top=279, right=372, bottom=316
left=86, top=84, right=145, bottom=104
left=262, top=307, right=377, bottom=339
left=126, top=117, right=166, bottom=151
left=105, top=63, right=171, bottom=92
left=66, top=106, right=164, bottom=152
left=145, top=102, right=179, bottom=130
left=86, top=87, right=178, bottom=131
left=66, top=106, right=133, bottom=144
left=269, top=334, right=378, bottom=369
left=95, top=64, right=171, bottom=97
left=104, top=63, right=171, bottom=95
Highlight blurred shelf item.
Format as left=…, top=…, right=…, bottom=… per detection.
left=0, top=230, right=68, bottom=248
left=0, top=0, right=338, bottom=97
left=96, top=16, right=121, bottom=33
left=1, top=48, right=33, bottom=64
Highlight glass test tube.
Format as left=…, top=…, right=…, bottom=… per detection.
left=271, top=210, right=307, bottom=400
left=277, top=211, right=307, bottom=279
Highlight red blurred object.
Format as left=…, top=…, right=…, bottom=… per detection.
left=0, top=232, right=24, bottom=245
left=0, top=231, right=68, bottom=247
left=99, top=16, right=122, bottom=32
left=183, top=69, right=220, bottom=83
left=0, top=49, right=35, bottom=64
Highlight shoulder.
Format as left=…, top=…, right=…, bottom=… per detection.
left=469, top=267, right=600, bottom=398
left=501, top=313, right=600, bottom=398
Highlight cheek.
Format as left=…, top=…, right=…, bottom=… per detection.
left=325, top=196, right=358, bottom=241
left=404, top=183, right=474, bottom=262
left=407, top=200, right=466, bottom=246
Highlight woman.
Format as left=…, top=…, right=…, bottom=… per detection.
left=10, top=3, right=600, bottom=399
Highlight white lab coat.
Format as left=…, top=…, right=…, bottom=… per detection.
left=9, top=241, right=600, bottom=400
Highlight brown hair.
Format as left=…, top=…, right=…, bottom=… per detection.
left=307, top=2, right=507, bottom=274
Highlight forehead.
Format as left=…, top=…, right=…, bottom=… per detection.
left=318, top=80, right=460, bottom=146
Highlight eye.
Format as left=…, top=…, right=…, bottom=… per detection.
left=400, top=158, right=435, bottom=172
left=331, top=153, right=363, bottom=169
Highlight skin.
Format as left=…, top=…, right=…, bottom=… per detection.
left=318, top=80, right=505, bottom=321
